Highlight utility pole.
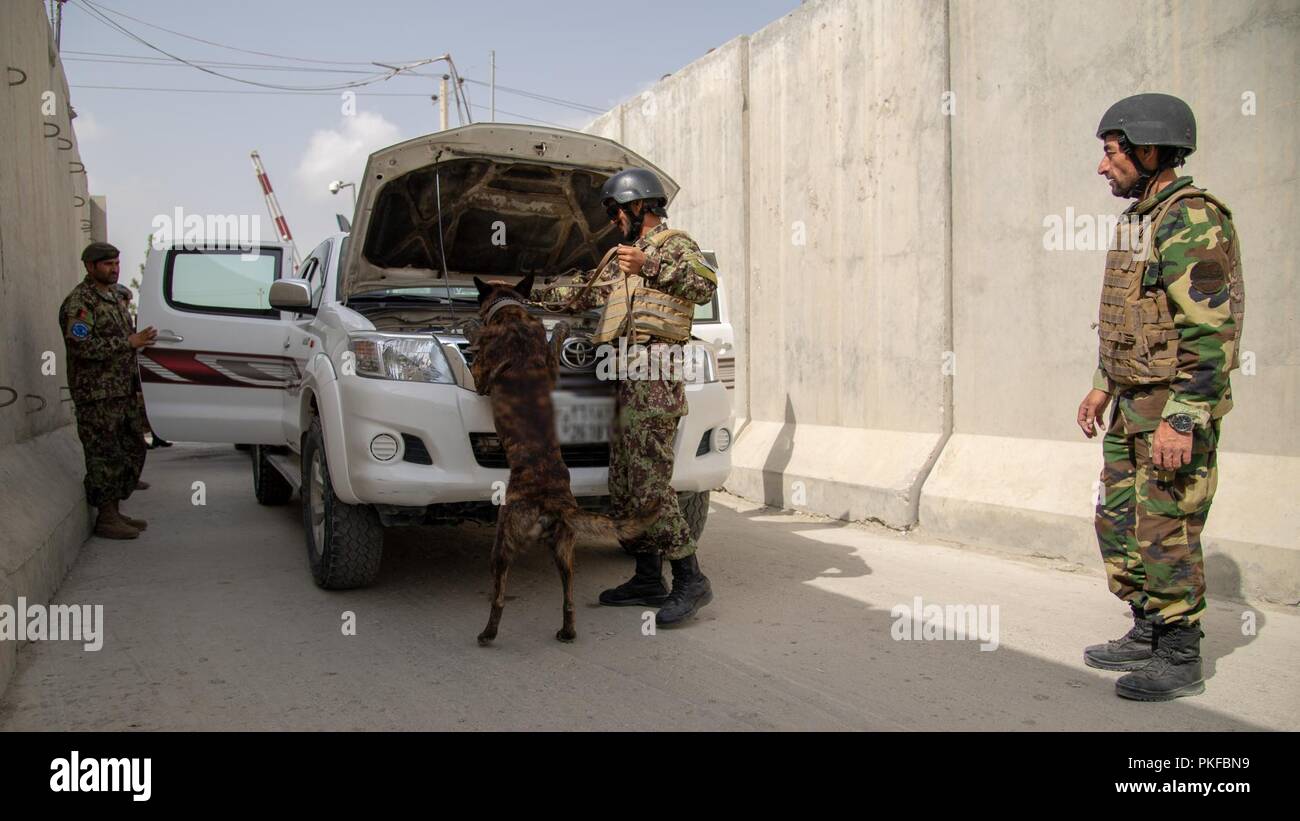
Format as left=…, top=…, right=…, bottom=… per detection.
left=439, top=75, right=449, bottom=131
left=490, top=50, right=496, bottom=121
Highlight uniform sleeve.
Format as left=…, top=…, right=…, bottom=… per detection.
left=557, top=263, right=616, bottom=312
left=62, top=295, right=131, bottom=362
left=645, top=235, right=716, bottom=306
left=1154, top=200, right=1238, bottom=426
left=1092, top=362, right=1112, bottom=393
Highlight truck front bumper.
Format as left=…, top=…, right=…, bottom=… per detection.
left=333, top=377, right=733, bottom=507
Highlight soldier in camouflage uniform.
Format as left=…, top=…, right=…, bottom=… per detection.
left=59, top=242, right=158, bottom=539
left=1077, top=95, right=1244, bottom=701
left=554, top=168, right=719, bottom=627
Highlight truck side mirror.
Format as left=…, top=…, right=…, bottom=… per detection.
left=269, top=278, right=314, bottom=313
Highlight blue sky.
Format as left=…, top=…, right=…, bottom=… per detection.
left=58, top=0, right=798, bottom=283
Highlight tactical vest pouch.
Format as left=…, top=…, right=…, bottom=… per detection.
left=584, top=228, right=698, bottom=345
left=590, top=277, right=694, bottom=344
left=1097, top=185, right=1244, bottom=384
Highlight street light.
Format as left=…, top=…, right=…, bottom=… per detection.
left=329, top=180, right=356, bottom=210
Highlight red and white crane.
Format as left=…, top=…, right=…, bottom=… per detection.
left=249, top=150, right=302, bottom=272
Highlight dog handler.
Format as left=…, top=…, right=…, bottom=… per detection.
left=558, top=168, right=719, bottom=627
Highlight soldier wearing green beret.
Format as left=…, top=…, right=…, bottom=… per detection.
left=58, top=242, right=159, bottom=539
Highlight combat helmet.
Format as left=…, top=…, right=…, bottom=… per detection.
left=601, top=167, right=669, bottom=240
left=1097, top=93, right=1197, bottom=197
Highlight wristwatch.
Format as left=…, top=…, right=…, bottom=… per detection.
left=1166, top=413, right=1195, bottom=434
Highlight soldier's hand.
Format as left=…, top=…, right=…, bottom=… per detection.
left=615, top=245, right=646, bottom=276
left=1152, top=421, right=1193, bottom=470
left=1077, top=388, right=1110, bottom=438
left=130, top=327, right=158, bottom=349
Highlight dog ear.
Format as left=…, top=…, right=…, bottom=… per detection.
left=473, top=276, right=492, bottom=302
left=514, top=274, right=535, bottom=299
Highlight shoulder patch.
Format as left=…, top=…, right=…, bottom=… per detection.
left=1190, top=259, right=1227, bottom=294
left=688, top=253, right=718, bottom=284
left=69, top=321, right=91, bottom=340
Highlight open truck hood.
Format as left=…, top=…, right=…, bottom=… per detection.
left=339, top=123, right=679, bottom=298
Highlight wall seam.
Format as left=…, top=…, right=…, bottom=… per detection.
left=739, top=34, right=752, bottom=428
left=906, top=0, right=956, bottom=528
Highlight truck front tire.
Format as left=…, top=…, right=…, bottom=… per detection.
left=680, top=490, right=710, bottom=544
left=301, top=417, right=383, bottom=589
left=252, top=445, right=293, bottom=505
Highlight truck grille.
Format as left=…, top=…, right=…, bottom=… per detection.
left=455, top=340, right=614, bottom=396
left=469, top=433, right=610, bottom=468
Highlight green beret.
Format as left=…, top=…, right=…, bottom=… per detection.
left=81, top=241, right=120, bottom=264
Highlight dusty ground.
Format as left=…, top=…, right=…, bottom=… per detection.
left=2, top=444, right=1295, bottom=731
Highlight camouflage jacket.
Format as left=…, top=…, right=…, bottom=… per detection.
left=1092, top=177, right=1241, bottom=433
left=566, top=223, right=717, bottom=315
left=58, top=276, right=138, bottom=404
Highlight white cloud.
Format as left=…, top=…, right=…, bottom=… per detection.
left=74, top=112, right=106, bottom=143
left=295, top=111, right=401, bottom=201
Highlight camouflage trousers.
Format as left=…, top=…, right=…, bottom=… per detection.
left=1095, top=413, right=1220, bottom=627
left=74, top=395, right=146, bottom=507
left=608, top=376, right=696, bottom=560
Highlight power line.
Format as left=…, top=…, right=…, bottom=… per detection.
left=62, top=51, right=607, bottom=114
left=65, top=4, right=605, bottom=120
left=68, top=84, right=573, bottom=127
left=73, top=0, right=436, bottom=92
left=74, top=0, right=385, bottom=66
left=70, top=83, right=434, bottom=97
left=461, top=77, right=604, bottom=115
left=63, top=53, right=385, bottom=76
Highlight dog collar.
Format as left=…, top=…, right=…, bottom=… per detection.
left=484, top=296, right=527, bottom=324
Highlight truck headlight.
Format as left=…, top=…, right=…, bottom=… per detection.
left=348, top=333, right=454, bottom=384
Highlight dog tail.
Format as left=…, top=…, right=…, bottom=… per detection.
left=564, top=503, right=663, bottom=543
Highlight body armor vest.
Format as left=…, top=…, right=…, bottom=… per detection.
left=588, top=228, right=698, bottom=345
left=1098, top=186, right=1245, bottom=386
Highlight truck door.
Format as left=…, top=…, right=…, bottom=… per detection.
left=136, top=243, right=293, bottom=444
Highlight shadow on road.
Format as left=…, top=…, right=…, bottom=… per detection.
left=0, top=443, right=1279, bottom=731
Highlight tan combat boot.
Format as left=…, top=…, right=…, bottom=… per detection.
left=118, top=509, right=148, bottom=531
left=95, top=501, right=140, bottom=540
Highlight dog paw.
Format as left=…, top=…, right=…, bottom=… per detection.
left=555, top=628, right=576, bottom=643
left=477, top=632, right=496, bottom=646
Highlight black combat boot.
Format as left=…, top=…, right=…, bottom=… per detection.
left=1115, top=623, right=1205, bottom=701
left=1084, top=604, right=1154, bottom=671
left=655, top=554, right=713, bottom=627
left=598, top=552, right=669, bottom=607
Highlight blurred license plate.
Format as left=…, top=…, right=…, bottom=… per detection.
left=556, top=402, right=613, bottom=444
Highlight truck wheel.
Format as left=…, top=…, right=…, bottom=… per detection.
left=680, top=490, right=711, bottom=544
left=301, top=417, right=383, bottom=589
left=252, top=445, right=293, bottom=505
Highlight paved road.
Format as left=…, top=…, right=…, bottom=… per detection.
left=2, top=444, right=1295, bottom=731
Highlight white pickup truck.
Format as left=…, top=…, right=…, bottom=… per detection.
left=138, top=124, right=735, bottom=589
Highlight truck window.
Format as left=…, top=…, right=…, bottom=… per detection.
left=164, top=247, right=284, bottom=318
left=694, top=296, right=717, bottom=324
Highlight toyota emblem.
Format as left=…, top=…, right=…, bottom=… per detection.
left=560, top=336, right=597, bottom=371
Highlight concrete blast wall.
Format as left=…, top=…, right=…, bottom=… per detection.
left=585, top=0, right=1300, bottom=603
left=0, top=3, right=100, bottom=695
